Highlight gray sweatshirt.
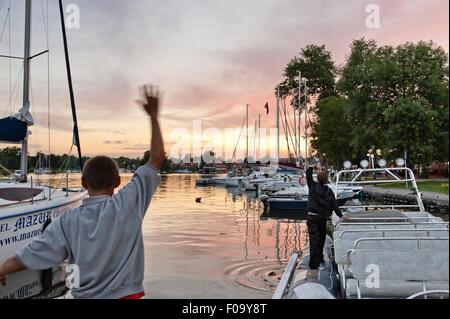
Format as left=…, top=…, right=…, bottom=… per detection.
left=15, top=165, right=161, bottom=299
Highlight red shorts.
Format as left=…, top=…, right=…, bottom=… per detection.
left=121, top=292, right=145, bottom=300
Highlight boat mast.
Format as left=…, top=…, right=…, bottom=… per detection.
left=293, top=108, right=297, bottom=164
left=254, top=119, right=257, bottom=162
left=58, top=0, right=83, bottom=171
left=298, top=71, right=302, bottom=167
left=283, top=96, right=288, bottom=161
left=19, top=0, right=32, bottom=183
left=246, top=104, right=249, bottom=162
left=276, top=85, right=280, bottom=163
left=258, top=114, right=261, bottom=162
left=304, top=78, right=308, bottom=169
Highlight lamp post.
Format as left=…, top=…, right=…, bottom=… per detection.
left=368, top=149, right=375, bottom=169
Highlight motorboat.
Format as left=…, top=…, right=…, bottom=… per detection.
left=273, top=164, right=449, bottom=299
left=261, top=192, right=356, bottom=219
left=260, top=176, right=301, bottom=193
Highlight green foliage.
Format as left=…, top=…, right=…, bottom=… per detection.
left=161, top=157, right=174, bottom=173
left=140, top=151, right=150, bottom=166
left=311, top=97, right=354, bottom=167
left=0, top=147, right=21, bottom=170
left=302, top=38, right=449, bottom=167
left=384, top=98, right=437, bottom=165
left=277, top=39, right=448, bottom=167
left=278, top=44, right=337, bottom=108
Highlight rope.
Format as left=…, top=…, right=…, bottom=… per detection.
left=232, top=117, right=246, bottom=161
left=247, top=119, right=258, bottom=160
left=281, top=98, right=300, bottom=159
left=0, top=3, right=9, bottom=43
left=10, top=68, right=22, bottom=114
left=0, top=1, right=13, bottom=116
left=280, top=99, right=291, bottom=157
left=41, top=0, right=51, bottom=170
left=29, top=77, right=42, bottom=160
left=287, top=105, right=299, bottom=158
left=284, top=98, right=298, bottom=156
left=3, top=63, right=23, bottom=116
left=50, top=145, right=74, bottom=196
left=8, top=0, right=11, bottom=101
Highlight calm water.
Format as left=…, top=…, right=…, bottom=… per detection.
left=142, top=174, right=307, bottom=299
left=55, top=173, right=307, bottom=299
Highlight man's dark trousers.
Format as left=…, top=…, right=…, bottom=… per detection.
left=307, top=213, right=327, bottom=270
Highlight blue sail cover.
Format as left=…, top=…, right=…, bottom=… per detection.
left=0, top=117, right=27, bottom=143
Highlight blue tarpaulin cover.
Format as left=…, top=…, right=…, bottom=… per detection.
left=0, top=117, right=27, bottom=143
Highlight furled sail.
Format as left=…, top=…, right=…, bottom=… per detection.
left=0, top=101, right=33, bottom=143
left=0, top=117, right=28, bottom=143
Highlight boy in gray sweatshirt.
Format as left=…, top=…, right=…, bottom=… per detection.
left=0, top=85, right=165, bottom=299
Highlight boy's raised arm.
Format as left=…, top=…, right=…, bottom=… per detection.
left=136, top=84, right=165, bottom=170
left=306, top=166, right=316, bottom=188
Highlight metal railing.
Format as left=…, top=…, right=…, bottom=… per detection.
left=407, top=290, right=449, bottom=299
left=272, top=252, right=300, bottom=299
left=0, top=171, right=84, bottom=207
left=337, top=228, right=449, bottom=239
left=351, top=236, right=449, bottom=251
left=335, top=222, right=449, bottom=231
left=335, top=167, right=425, bottom=212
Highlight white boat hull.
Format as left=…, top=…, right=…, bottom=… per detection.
left=0, top=191, right=86, bottom=299
left=224, top=177, right=248, bottom=188
left=210, top=176, right=228, bottom=185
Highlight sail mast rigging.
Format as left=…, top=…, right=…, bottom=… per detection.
left=19, top=0, right=32, bottom=182
left=58, top=0, right=83, bottom=171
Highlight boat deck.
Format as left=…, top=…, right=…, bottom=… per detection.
left=279, top=209, right=449, bottom=299
left=334, top=210, right=449, bottom=299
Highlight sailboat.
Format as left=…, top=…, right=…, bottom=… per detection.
left=0, top=0, right=87, bottom=299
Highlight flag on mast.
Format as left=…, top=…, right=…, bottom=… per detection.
left=264, top=102, right=269, bottom=115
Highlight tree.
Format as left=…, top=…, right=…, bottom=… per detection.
left=278, top=44, right=337, bottom=108
left=337, top=39, right=449, bottom=163
left=161, top=155, right=173, bottom=173
left=385, top=98, right=437, bottom=166
left=311, top=97, right=354, bottom=167
left=140, top=151, right=150, bottom=166
left=0, top=147, right=21, bottom=170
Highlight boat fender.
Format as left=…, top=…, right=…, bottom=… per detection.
left=41, top=218, right=53, bottom=293
left=42, top=218, right=52, bottom=231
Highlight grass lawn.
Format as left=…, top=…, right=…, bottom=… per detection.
left=379, top=180, right=449, bottom=194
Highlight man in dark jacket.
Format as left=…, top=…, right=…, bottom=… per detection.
left=306, top=166, right=347, bottom=270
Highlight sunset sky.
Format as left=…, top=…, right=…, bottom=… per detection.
left=0, top=0, right=448, bottom=160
